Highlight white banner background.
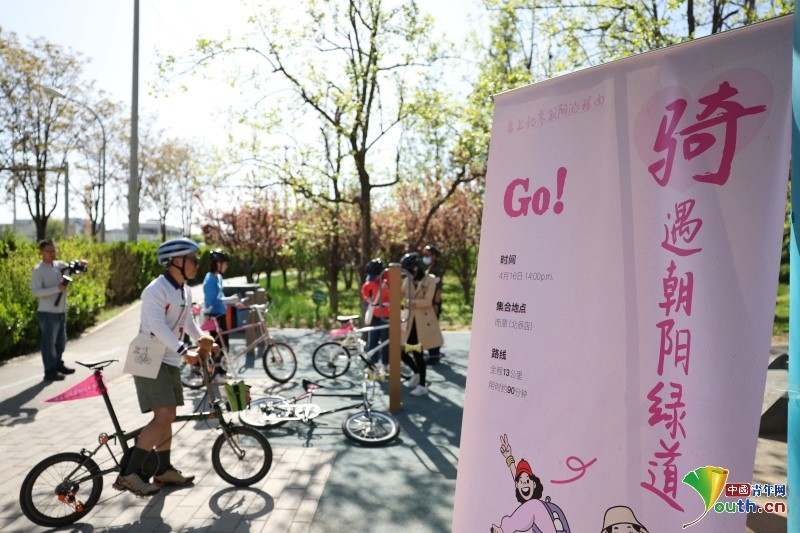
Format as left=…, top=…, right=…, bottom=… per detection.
left=453, top=16, right=791, bottom=533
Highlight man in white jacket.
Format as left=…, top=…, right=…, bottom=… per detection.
left=115, top=238, right=206, bottom=497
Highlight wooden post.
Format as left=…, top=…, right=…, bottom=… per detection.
left=388, top=264, right=402, bottom=412
left=255, top=288, right=267, bottom=305
left=245, top=290, right=256, bottom=357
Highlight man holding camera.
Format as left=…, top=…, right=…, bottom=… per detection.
left=29, top=239, right=87, bottom=381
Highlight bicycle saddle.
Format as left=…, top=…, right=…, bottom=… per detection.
left=336, top=314, right=359, bottom=322
left=302, top=379, right=324, bottom=392
left=76, top=360, right=118, bottom=369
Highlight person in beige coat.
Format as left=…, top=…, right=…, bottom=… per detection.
left=400, top=252, right=444, bottom=396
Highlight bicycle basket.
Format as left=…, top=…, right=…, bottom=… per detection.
left=224, top=381, right=250, bottom=412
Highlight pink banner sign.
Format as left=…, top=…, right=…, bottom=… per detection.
left=44, top=374, right=105, bottom=403
left=453, top=16, right=791, bottom=533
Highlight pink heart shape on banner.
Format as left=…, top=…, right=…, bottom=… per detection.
left=633, top=67, right=773, bottom=193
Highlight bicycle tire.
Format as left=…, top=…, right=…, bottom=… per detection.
left=19, top=452, right=103, bottom=527
left=262, top=342, right=297, bottom=383
left=212, top=425, right=273, bottom=486
left=238, top=396, right=290, bottom=428
left=179, top=359, right=206, bottom=389
left=312, top=342, right=351, bottom=378
left=342, top=410, right=400, bottom=446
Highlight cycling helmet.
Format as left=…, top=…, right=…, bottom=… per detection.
left=365, top=258, right=384, bottom=277
left=157, top=237, right=200, bottom=265
left=209, top=249, right=231, bottom=262
left=423, top=244, right=441, bottom=258
left=400, top=252, right=421, bottom=273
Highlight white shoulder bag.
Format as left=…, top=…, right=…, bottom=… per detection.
left=124, top=332, right=166, bottom=379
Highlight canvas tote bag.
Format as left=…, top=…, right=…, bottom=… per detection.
left=124, top=332, right=167, bottom=379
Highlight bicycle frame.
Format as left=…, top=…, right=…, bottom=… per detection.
left=72, top=359, right=240, bottom=478
left=332, top=321, right=390, bottom=370
left=201, top=304, right=275, bottom=376
left=19, top=340, right=275, bottom=528
left=251, top=379, right=378, bottom=424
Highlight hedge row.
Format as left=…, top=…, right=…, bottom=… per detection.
left=0, top=235, right=169, bottom=359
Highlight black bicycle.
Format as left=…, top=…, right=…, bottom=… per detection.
left=19, top=339, right=273, bottom=528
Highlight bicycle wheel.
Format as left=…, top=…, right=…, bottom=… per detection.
left=261, top=342, right=297, bottom=383
left=342, top=410, right=400, bottom=446
left=179, top=359, right=206, bottom=389
left=238, top=396, right=290, bottom=428
left=19, top=453, right=103, bottom=527
left=312, top=342, right=351, bottom=378
left=212, top=425, right=273, bottom=486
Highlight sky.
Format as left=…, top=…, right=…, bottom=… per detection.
left=0, top=0, right=479, bottom=231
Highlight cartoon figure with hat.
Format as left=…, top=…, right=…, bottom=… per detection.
left=491, top=434, right=571, bottom=533
left=600, top=505, right=649, bottom=533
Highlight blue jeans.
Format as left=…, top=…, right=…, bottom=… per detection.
left=38, top=312, right=66, bottom=373
left=367, top=317, right=389, bottom=365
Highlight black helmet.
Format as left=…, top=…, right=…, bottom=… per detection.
left=365, top=258, right=384, bottom=277
left=423, top=244, right=441, bottom=258
left=209, top=249, right=231, bottom=262
left=400, top=252, right=421, bottom=273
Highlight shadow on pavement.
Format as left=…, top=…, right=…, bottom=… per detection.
left=0, top=380, right=49, bottom=427
left=746, top=510, right=787, bottom=533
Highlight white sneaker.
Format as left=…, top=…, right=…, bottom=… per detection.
left=409, top=385, right=428, bottom=396
left=406, top=373, right=420, bottom=389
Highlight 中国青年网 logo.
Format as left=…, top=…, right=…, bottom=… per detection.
left=682, top=466, right=787, bottom=528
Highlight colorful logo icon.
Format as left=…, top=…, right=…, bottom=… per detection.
left=682, top=465, right=729, bottom=528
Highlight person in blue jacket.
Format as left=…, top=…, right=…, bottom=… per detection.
left=203, top=249, right=244, bottom=382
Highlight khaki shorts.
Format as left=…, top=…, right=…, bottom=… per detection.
left=133, top=364, right=184, bottom=413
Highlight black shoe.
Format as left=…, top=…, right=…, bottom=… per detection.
left=57, top=364, right=76, bottom=375
left=44, top=372, right=66, bottom=381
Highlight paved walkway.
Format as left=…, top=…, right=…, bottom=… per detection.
left=0, top=287, right=788, bottom=532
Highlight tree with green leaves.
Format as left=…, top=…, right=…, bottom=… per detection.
left=140, top=136, right=195, bottom=242
left=0, top=29, right=88, bottom=241
left=162, top=0, right=448, bottom=273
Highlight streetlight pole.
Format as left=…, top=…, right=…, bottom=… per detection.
left=44, top=87, right=107, bottom=242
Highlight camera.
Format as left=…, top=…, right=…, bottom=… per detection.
left=62, top=259, right=88, bottom=275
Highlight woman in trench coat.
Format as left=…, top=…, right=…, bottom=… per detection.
left=400, top=252, right=443, bottom=396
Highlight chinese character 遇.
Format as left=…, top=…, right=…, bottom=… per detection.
left=662, top=199, right=702, bottom=256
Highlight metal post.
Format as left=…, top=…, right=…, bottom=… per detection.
left=63, top=163, right=69, bottom=237
left=128, top=0, right=140, bottom=242
left=388, top=264, right=402, bottom=412
left=788, top=4, right=800, bottom=528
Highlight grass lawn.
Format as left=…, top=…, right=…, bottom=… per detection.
left=255, top=269, right=475, bottom=331
left=773, top=280, right=788, bottom=343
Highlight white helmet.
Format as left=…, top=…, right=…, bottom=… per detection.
left=157, top=238, right=200, bottom=265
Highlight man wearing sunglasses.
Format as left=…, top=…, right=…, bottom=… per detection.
left=116, top=238, right=207, bottom=497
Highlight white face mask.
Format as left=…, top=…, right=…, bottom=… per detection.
left=422, top=256, right=432, bottom=266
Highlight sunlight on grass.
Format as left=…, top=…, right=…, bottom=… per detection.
left=257, top=269, right=473, bottom=331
